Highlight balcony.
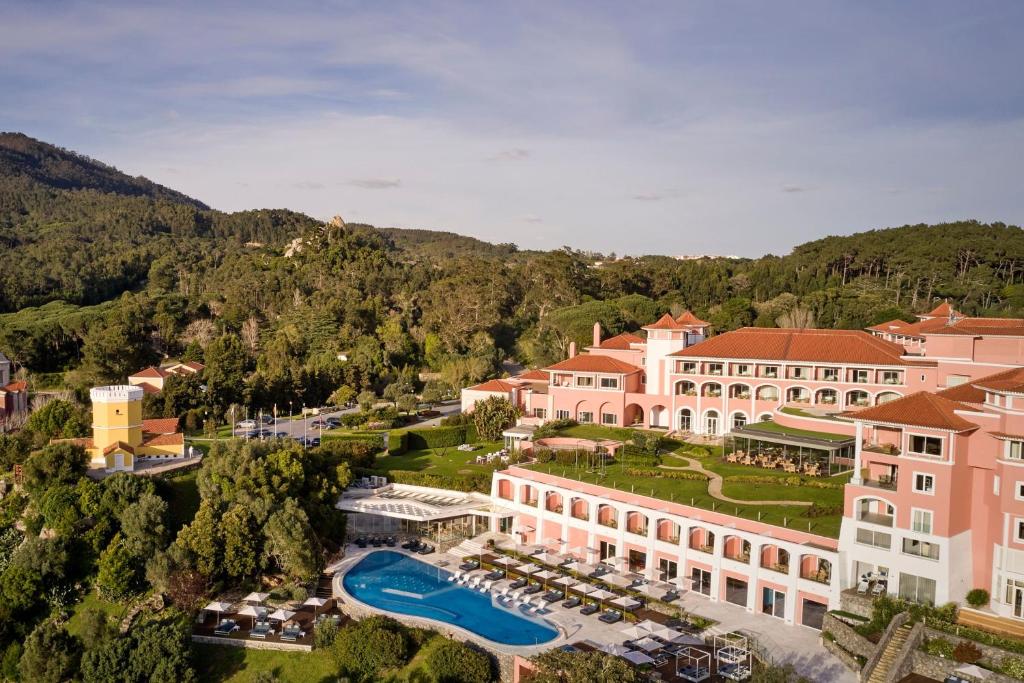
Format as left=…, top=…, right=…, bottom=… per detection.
left=863, top=443, right=901, bottom=456
left=598, top=518, right=617, bottom=529
left=627, top=526, right=649, bottom=537
left=857, top=511, right=894, bottom=527
left=690, top=543, right=714, bottom=554
left=724, top=551, right=750, bottom=564
left=763, top=563, right=789, bottom=575
left=546, top=504, right=563, bottom=514
left=862, top=476, right=898, bottom=491
left=658, top=535, right=680, bottom=545
left=801, top=566, right=832, bottom=584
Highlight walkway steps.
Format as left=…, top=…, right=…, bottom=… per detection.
left=958, top=609, right=1024, bottom=640
left=866, top=624, right=912, bottom=683
left=315, top=572, right=334, bottom=599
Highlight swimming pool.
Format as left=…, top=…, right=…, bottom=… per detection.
left=342, top=550, right=559, bottom=646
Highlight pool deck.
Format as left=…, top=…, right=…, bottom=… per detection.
left=331, top=547, right=856, bottom=681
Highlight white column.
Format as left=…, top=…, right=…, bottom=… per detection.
left=852, top=421, right=864, bottom=484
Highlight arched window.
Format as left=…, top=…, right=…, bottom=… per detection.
left=704, top=410, right=720, bottom=435
left=678, top=408, right=692, bottom=432
left=731, top=412, right=747, bottom=429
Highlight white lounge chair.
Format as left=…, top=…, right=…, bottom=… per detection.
left=856, top=579, right=869, bottom=594
left=449, top=571, right=462, bottom=583
left=871, top=581, right=886, bottom=596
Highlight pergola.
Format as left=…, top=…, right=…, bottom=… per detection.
left=725, top=423, right=855, bottom=475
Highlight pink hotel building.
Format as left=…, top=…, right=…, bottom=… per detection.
left=462, top=304, right=1024, bottom=628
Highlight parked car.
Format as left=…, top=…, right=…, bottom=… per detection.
left=258, top=415, right=274, bottom=425
left=235, top=419, right=257, bottom=430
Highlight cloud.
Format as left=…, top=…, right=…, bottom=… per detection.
left=488, top=148, right=530, bottom=161
left=292, top=181, right=325, bottom=190
left=347, top=178, right=402, bottom=189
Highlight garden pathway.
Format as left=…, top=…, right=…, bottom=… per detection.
left=657, top=453, right=813, bottom=507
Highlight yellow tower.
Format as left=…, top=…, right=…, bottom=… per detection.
left=89, top=386, right=144, bottom=469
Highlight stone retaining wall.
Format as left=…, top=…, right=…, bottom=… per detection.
left=923, top=627, right=1024, bottom=677
left=191, top=634, right=312, bottom=652
left=912, top=651, right=1017, bottom=683
left=822, top=613, right=875, bottom=660
left=823, top=637, right=863, bottom=673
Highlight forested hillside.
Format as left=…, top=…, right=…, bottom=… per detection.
left=1, top=134, right=1023, bottom=416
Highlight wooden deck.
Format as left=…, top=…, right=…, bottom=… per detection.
left=957, top=607, right=1024, bottom=640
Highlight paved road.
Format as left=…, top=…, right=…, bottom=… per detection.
left=230, top=400, right=462, bottom=440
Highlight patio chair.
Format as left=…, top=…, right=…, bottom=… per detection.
left=856, top=578, right=869, bottom=594
left=561, top=596, right=581, bottom=608
left=580, top=603, right=599, bottom=616
left=598, top=609, right=623, bottom=624
left=871, top=580, right=886, bottom=596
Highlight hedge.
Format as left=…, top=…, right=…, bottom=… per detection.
left=622, top=468, right=707, bottom=481
left=406, top=426, right=471, bottom=450
left=387, top=470, right=491, bottom=493
left=388, top=431, right=408, bottom=456
left=727, top=475, right=842, bottom=489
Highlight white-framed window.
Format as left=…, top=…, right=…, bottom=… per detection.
left=1016, top=482, right=1024, bottom=502
left=821, top=367, right=839, bottom=381
left=855, top=528, right=891, bottom=549
left=599, top=377, right=619, bottom=389
left=555, top=409, right=570, bottom=420
left=902, top=538, right=939, bottom=560
left=913, top=473, right=935, bottom=495
left=1008, top=441, right=1024, bottom=460
left=679, top=361, right=697, bottom=374
left=946, top=375, right=969, bottom=387
left=852, top=369, right=870, bottom=383
left=790, top=366, right=809, bottom=380
left=576, top=376, right=594, bottom=387
left=883, top=371, right=901, bottom=385
left=911, top=508, right=933, bottom=534
left=601, top=413, right=618, bottom=426
left=732, top=413, right=747, bottom=429
left=707, top=363, right=723, bottom=376
left=761, top=365, right=779, bottom=378
left=533, top=408, right=547, bottom=419
left=909, top=435, right=943, bottom=457
left=578, top=411, right=593, bottom=423
left=1016, top=519, right=1024, bottom=543
left=735, top=364, right=751, bottom=376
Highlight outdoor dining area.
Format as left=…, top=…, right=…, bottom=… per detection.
left=194, top=591, right=347, bottom=646
left=723, top=423, right=855, bottom=477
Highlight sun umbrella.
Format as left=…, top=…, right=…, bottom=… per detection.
left=303, top=596, right=327, bottom=618
left=623, top=650, right=655, bottom=666
left=236, top=604, right=262, bottom=629
left=620, top=624, right=653, bottom=640
left=204, top=601, right=233, bottom=624
left=268, top=608, right=295, bottom=623
left=650, top=625, right=684, bottom=642
left=534, top=552, right=563, bottom=566
left=610, top=596, right=642, bottom=611
left=531, top=569, right=558, bottom=589
left=516, top=563, right=541, bottom=575
left=632, top=636, right=662, bottom=652
left=492, top=556, right=517, bottom=567
left=574, top=582, right=598, bottom=596
left=603, top=573, right=632, bottom=588
left=599, top=642, right=633, bottom=657
left=243, top=591, right=270, bottom=603
left=634, top=619, right=661, bottom=633
left=589, top=588, right=615, bottom=608
left=552, top=576, right=577, bottom=588
left=954, top=664, right=991, bottom=680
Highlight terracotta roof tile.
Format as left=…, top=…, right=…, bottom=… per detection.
left=103, top=441, right=136, bottom=455
left=143, top=418, right=181, bottom=434
left=597, top=332, right=644, bottom=350
left=840, top=391, right=978, bottom=431
left=545, top=355, right=642, bottom=374
left=867, top=319, right=911, bottom=333
left=143, top=433, right=184, bottom=447
left=515, top=369, right=550, bottom=381
left=935, top=367, right=1024, bottom=403
left=675, top=310, right=709, bottom=327
left=136, top=382, right=161, bottom=394
left=644, top=313, right=685, bottom=330
left=924, top=302, right=954, bottom=317
left=0, top=380, right=27, bottom=392
left=669, top=328, right=907, bottom=365
left=467, top=379, right=516, bottom=393
left=131, top=366, right=167, bottom=379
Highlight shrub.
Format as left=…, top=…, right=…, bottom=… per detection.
left=805, top=503, right=843, bottom=518
left=388, top=431, right=408, bottom=456
left=341, top=412, right=369, bottom=428
left=331, top=616, right=409, bottom=679
left=388, top=470, right=491, bottom=493
left=422, top=638, right=493, bottom=683
left=966, top=588, right=990, bottom=608
left=314, top=619, right=338, bottom=649
left=1000, top=656, right=1024, bottom=679
left=622, top=467, right=706, bottom=481
left=953, top=641, right=983, bottom=664
left=534, top=448, right=554, bottom=463
left=406, top=426, right=469, bottom=450
left=924, top=637, right=955, bottom=658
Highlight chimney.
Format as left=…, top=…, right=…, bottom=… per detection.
left=568, top=341, right=577, bottom=358
left=593, top=322, right=602, bottom=348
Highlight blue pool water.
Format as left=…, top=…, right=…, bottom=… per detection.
left=343, top=550, right=559, bottom=646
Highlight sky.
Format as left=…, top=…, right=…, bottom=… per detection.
left=2, top=1, right=1023, bottom=257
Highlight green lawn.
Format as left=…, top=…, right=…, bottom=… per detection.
left=192, top=645, right=338, bottom=683
left=737, top=419, right=851, bottom=442
left=66, top=592, right=128, bottom=638
left=779, top=406, right=844, bottom=421
left=370, top=442, right=505, bottom=477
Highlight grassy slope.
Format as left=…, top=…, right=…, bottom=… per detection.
left=370, top=442, right=504, bottom=477
left=162, top=470, right=201, bottom=534
left=192, top=645, right=337, bottom=683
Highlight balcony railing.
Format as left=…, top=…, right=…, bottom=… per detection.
left=598, top=518, right=617, bottom=529
left=627, top=526, right=649, bottom=537
left=524, top=498, right=539, bottom=507
left=724, top=552, right=750, bottom=564
left=690, top=543, right=714, bottom=554
left=862, top=477, right=897, bottom=491
left=547, top=505, right=563, bottom=514
left=763, top=563, right=789, bottom=575
left=658, top=535, right=680, bottom=545
left=571, top=511, right=589, bottom=521
left=857, top=511, right=895, bottom=527
left=863, top=443, right=900, bottom=456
